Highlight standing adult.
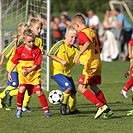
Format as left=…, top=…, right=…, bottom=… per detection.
left=88, top=10, right=101, bottom=35
left=114, top=8, right=132, bottom=61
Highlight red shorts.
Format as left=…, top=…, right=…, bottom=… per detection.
left=78, top=74, right=101, bottom=85
left=19, top=84, right=42, bottom=96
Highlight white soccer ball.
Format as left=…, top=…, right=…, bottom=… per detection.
left=48, top=90, right=64, bottom=105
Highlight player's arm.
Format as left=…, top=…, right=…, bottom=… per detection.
left=0, top=54, right=5, bottom=67
left=8, top=63, right=17, bottom=82
left=49, top=55, right=69, bottom=66
left=75, top=41, right=90, bottom=65
left=23, top=65, right=39, bottom=77
left=124, top=60, right=133, bottom=78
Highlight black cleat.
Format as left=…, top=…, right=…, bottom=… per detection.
left=60, top=104, right=67, bottom=115
left=68, top=109, right=81, bottom=115
left=5, top=90, right=12, bottom=107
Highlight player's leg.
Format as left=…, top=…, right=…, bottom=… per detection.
left=34, top=84, right=51, bottom=117
left=22, top=90, right=32, bottom=112
left=52, top=74, right=72, bottom=115
left=0, top=97, right=10, bottom=110
left=67, top=77, right=80, bottom=114
left=77, top=74, right=107, bottom=119
left=0, top=86, right=15, bottom=99
left=90, top=82, right=113, bottom=119
left=120, top=76, right=133, bottom=98
left=5, top=72, right=19, bottom=107
left=16, top=85, right=26, bottom=118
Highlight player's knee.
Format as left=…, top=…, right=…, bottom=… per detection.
left=36, top=90, right=43, bottom=96
left=78, top=85, right=84, bottom=94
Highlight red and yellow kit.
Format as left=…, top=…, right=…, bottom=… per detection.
left=11, top=45, right=42, bottom=85
left=78, top=27, right=102, bottom=85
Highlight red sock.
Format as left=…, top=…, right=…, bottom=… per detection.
left=17, top=91, right=24, bottom=108
left=38, top=93, right=49, bottom=111
left=83, top=89, right=103, bottom=107
left=95, top=90, right=107, bottom=105
left=123, top=76, right=133, bottom=91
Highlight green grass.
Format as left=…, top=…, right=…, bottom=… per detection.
left=0, top=61, right=133, bottom=133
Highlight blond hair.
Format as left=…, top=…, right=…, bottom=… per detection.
left=23, top=29, right=36, bottom=41
left=29, top=17, right=43, bottom=29
left=17, top=22, right=29, bottom=34
left=71, top=13, right=86, bottom=25
left=65, top=25, right=77, bottom=34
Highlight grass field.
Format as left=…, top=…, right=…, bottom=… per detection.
left=0, top=61, right=133, bottom=133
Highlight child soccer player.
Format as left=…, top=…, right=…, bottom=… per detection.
left=47, top=26, right=80, bottom=115
left=2, top=18, right=44, bottom=111
left=0, top=23, right=31, bottom=111
left=8, top=29, right=51, bottom=118
left=120, top=39, right=133, bottom=98
left=71, top=13, right=113, bottom=119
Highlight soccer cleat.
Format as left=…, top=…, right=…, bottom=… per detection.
left=60, top=104, right=67, bottom=115
left=45, top=111, right=52, bottom=117
left=120, top=90, right=128, bottom=98
left=94, top=105, right=108, bottom=119
left=127, top=110, right=133, bottom=116
left=68, top=109, right=81, bottom=115
left=16, top=108, right=22, bottom=118
left=5, top=90, right=13, bottom=107
left=22, top=106, right=32, bottom=112
left=103, top=110, right=114, bottom=118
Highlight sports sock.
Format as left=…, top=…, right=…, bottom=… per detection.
left=9, top=89, right=18, bottom=96
left=17, top=91, right=24, bottom=108
left=23, top=90, right=31, bottom=107
left=62, top=92, right=70, bottom=105
left=0, top=86, right=15, bottom=99
left=38, top=93, right=49, bottom=111
left=95, top=90, right=107, bottom=105
left=83, top=89, right=103, bottom=107
left=123, top=76, right=133, bottom=91
left=68, top=94, right=77, bottom=112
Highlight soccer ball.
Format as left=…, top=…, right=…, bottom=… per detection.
left=48, top=90, right=64, bottom=105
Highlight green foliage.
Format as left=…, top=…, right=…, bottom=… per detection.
left=1, top=61, right=133, bottom=133
left=51, top=0, right=109, bottom=17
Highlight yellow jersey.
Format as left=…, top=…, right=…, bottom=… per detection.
left=48, top=40, right=79, bottom=77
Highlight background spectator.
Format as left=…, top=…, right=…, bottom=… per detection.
left=114, top=8, right=132, bottom=62
left=88, top=10, right=101, bottom=35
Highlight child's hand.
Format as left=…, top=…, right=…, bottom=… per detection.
left=8, top=73, right=13, bottom=82
left=124, top=71, right=130, bottom=78
left=75, top=55, right=80, bottom=65
left=128, top=55, right=133, bottom=59
left=12, top=34, right=18, bottom=43
left=23, top=70, right=29, bottom=77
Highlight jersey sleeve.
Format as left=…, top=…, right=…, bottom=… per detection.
left=47, top=40, right=64, bottom=56
left=129, top=39, right=133, bottom=46
left=78, top=32, right=90, bottom=45
left=11, top=48, right=20, bottom=64
left=2, top=40, right=15, bottom=58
